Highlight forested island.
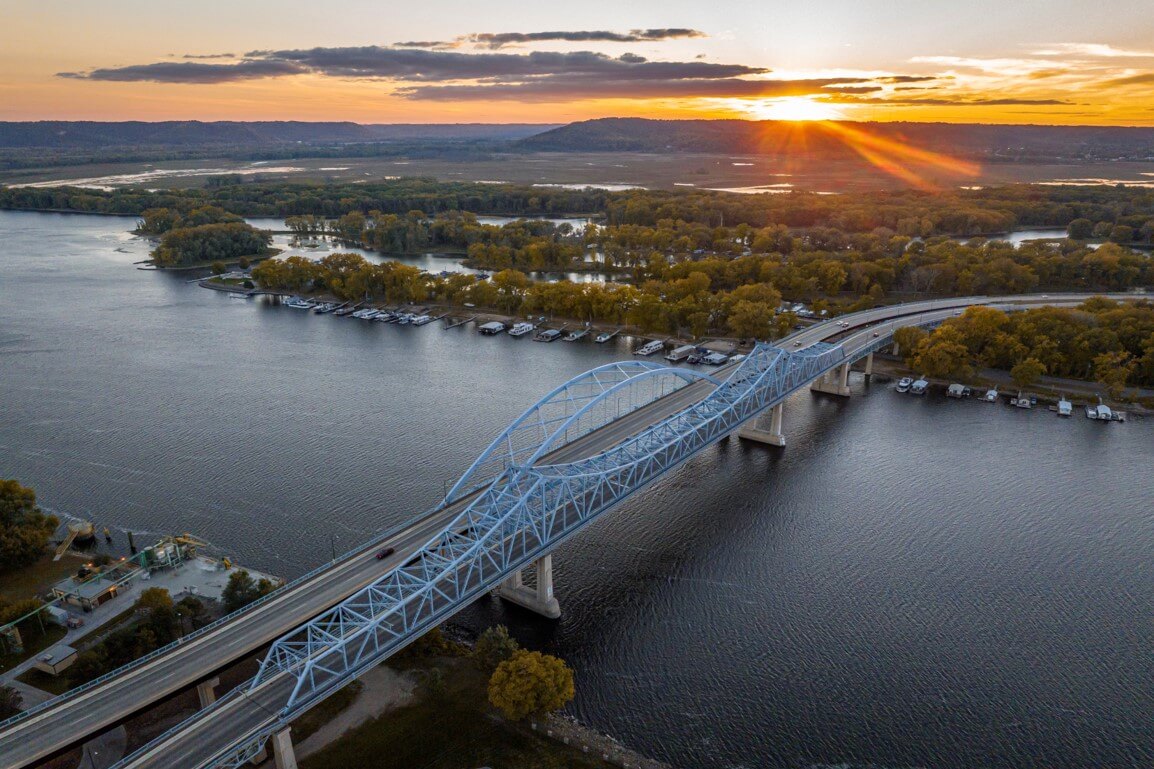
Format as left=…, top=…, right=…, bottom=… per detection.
left=5, top=178, right=1154, bottom=392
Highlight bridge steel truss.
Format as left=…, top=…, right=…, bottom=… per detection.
left=117, top=322, right=950, bottom=769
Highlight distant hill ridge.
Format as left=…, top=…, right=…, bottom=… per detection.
left=519, top=117, right=1154, bottom=160
left=0, top=121, right=556, bottom=148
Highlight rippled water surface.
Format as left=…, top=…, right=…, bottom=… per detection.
left=2, top=210, right=1152, bottom=769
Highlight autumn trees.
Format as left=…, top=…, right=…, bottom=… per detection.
left=151, top=222, right=272, bottom=267
left=896, top=300, right=1154, bottom=392
left=0, top=479, right=59, bottom=572
left=487, top=649, right=575, bottom=721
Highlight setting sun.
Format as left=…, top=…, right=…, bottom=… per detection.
left=753, top=97, right=843, bottom=122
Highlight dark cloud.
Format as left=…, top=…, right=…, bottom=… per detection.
left=399, top=28, right=706, bottom=50
left=874, top=75, right=940, bottom=84
left=68, top=47, right=767, bottom=85
left=466, top=29, right=706, bottom=49
left=398, top=77, right=869, bottom=102
left=58, top=59, right=304, bottom=83
left=182, top=53, right=236, bottom=60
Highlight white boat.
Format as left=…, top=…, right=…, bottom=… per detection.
left=409, top=314, right=433, bottom=326
left=1057, top=397, right=1073, bottom=417
left=634, top=340, right=664, bottom=356
left=665, top=345, right=698, bottom=362
left=983, top=387, right=999, bottom=402
left=394, top=313, right=412, bottom=325
left=896, top=377, right=913, bottom=393
left=946, top=383, right=971, bottom=398
left=361, top=309, right=382, bottom=320
left=910, top=378, right=929, bottom=395
left=594, top=332, right=614, bottom=343
left=702, top=352, right=729, bottom=366
left=564, top=329, right=590, bottom=342
left=229, top=292, right=251, bottom=299
left=508, top=322, right=535, bottom=337
left=375, top=311, right=396, bottom=322
left=284, top=296, right=313, bottom=309
left=1013, top=391, right=1032, bottom=409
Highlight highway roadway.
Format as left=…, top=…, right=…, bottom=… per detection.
left=1, top=292, right=1137, bottom=769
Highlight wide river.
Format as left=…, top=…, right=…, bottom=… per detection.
left=1, top=210, right=1152, bottom=769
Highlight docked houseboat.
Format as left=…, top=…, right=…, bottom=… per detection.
left=910, top=378, right=929, bottom=395
left=1013, top=391, right=1033, bottom=409
left=534, top=328, right=563, bottom=342
left=1057, top=396, right=1073, bottom=417
left=595, top=331, right=614, bottom=343
left=478, top=321, right=506, bottom=335
left=634, top=340, right=665, bottom=356
left=983, top=387, right=999, bottom=402
left=409, top=314, right=433, bottom=326
left=702, top=352, right=730, bottom=366
left=896, top=377, right=913, bottom=393
left=946, top=383, right=972, bottom=398
left=665, top=344, right=698, bottom=362
left=508, top=322, right=535, bottom=337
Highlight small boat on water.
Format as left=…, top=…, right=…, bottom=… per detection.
left=634, top=340, right=664, bottom=356
left=983, top=387, right=999, bottom=402
left=564, top=328, right=590, bottom=342
left=1057, top=396, right=1073, bottom=417
left=535, top=328, right=563, bottom=342
left=284, top=296, right=313, bottom=309
left=594, top=331, right=615, bottom=343
left=508, top=322, right=535, bottom=337
left=229, top=292, right=251, bottom=299
left=409, top=314, right=433, bottom=326
left=1086, top=400, right=1123, bottom=421
left=910, top=378, right=929, bottom=395
left=394, top=313, right=413, bottom=325
left=313, top=302, right=336, bottom=314
left=1013, top=391, right=1033, bottom=409
left=896, top=377, right=913, bottom=393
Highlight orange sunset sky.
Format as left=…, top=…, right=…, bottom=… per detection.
left=3, top=0, right=1153, bottom=125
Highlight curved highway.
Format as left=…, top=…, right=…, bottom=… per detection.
left=0, top=292, right=1138, bottom=769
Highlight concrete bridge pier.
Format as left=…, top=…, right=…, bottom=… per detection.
left=270, top=727, right=297, bottom=769
left=738, top=402, right=785, bottom=447
left=196, top=676, right=219, bottom=709
left=810, top=363, right=851, bottom=396
left=495, top=554, right=561, bottom=618
left=862, top=352, right=874, bottom=378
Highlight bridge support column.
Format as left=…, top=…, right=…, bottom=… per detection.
left=738, top=402, right=785, bottom=447
left=271, top=727, right=297, bottom=769
left=196, top=676, right=219, bottom=708
left=810, top=363, right=851, bottom=396
left=495, top=554, right=561, bottom=619
left=892, top=341, right=900, bottom=357
left=863, top=352, right=874, bottom=378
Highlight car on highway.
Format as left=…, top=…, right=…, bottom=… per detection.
left=375, top=547, right=396, bottom=560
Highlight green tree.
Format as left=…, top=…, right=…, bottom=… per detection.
left=487, top=650, right=575, bottom=721
left=1011, top=357, right=1047, bottom=388
left=474, top=625, right=520, bottom=671
left=220, top=570, right=273, bottom=613
left=1067, top=218, right=1094, bottom=240
left=0, top=685, right=23, bottom=720
left=135, top=587, right=173, bottom=614
left=0, top=480, right=59, bottom=572
left=176, top=596, right=208, bottom=629
left=69, top=649, right=110, bottom=684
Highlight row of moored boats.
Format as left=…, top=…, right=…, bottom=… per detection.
left=282, top=296, right=434, bottom=325
left=894, top=377, right=1124, bottom=421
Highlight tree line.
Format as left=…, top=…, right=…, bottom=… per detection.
left=894, top=299, right=1154, bottom=395
left=5, top=179, right=1154, bottom=241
